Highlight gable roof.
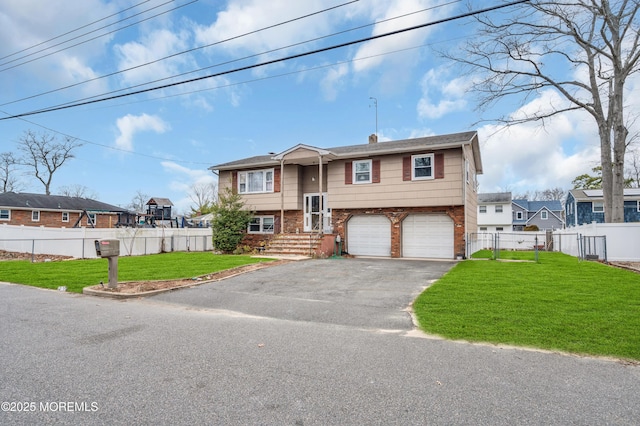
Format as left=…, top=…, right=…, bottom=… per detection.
left=211, top=131, right=482, bottom=173
left=478, top=192, right=511, bottom=203
left=146, top=197, right=173, bottom=206
left=0, top=192, right=130, bottom=213
left=512, top=199, right=562, bottom=212
left=568, top=188, right=640, bottom=201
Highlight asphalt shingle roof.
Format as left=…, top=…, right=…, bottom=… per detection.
left=0, top=192, right=130, bottom=212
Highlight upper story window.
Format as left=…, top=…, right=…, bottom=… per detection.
left=0, top=209, right=9, bottom=220
left=412, top=154, right=434, bottom=180
left=637, top=201, right=640, bottom=212
left=495, top=205, right=503, bottom=213
left=515, top=211, right=523, bottom=220
left=87, top=213, right=96, bottom=226
left=238, top=169, right=274, bottom=194
left=61, top=212, right=69, bottom=222
left=32, top=211, right=40, bottom=222
left=479, top=205, right=487, bottom=213
left=541, top=211, right=548, bottom=220
left=592, top=202, right=604, bottom=213
left=353, top=160, right=372, bottom=184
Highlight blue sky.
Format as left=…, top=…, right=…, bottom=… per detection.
left=0, top=0, right=625, bottom=213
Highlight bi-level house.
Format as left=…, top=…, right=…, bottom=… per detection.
left=210, top=131, right=482, bottom=259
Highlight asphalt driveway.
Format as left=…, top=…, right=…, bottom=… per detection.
left=147, top=257, right=456, bottom=330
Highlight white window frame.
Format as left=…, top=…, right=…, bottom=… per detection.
left=31, top=210, right=40, bottom=222
left=479, top=205, right=487, bottom=213
left=496, top=227, right=504, bottom=232
left=87, top=213, right=96, bottom=226
left=248, top=216, right=275, bottom=234
left=495, top=205, right=503, bottom=213
left=61, top=211, right=69, bottom=222
left=352, top=160, right=372, bottom=184
left=479, top=227, right=487, bottom=231
left=541, top=211, right=548, bottom=220
left=637, top=201, right=640, bottom=212
left=412, top=153, right=434, bottom=180
left=238, top=169, right=274, bottom=194
left=592, top=202, right=604, bottom=213
left=516, top=211, right=523, bottom=220
left=0, top=209, right=9, bottom=220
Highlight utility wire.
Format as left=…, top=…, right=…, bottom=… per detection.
left=0, top=0, right=530, bottom=121
left=1, top=0, right=359, bottom=107
left=0, top=0, right=151, bottom=61
left=7, top=0, right=451, bottom=110
left=0, top=0, right=198, bottom=71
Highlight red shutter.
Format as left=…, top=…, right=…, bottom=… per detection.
left=435, top=153, right=445, bottom=179
left=402, top=156, right=412, bottom=181
left=372, top=159, right=380, bottom=183
left=231, top=172, right=238, bottom=194
left=274, top=167, right=281, bottom=193
left=345, top=162, right=353, bottom=184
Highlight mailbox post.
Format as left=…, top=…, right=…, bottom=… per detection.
left=95, top=239, right=120, bottom=289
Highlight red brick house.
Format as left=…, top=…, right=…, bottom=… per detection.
left=210, top=131, right=482, bottom=259
left=0, top=192, right=135, bottom=228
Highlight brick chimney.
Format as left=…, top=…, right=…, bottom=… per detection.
left=368, top=134, right=378, bottom=144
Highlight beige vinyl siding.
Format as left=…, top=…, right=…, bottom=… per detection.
left=327, top=150, right=464, bottom=209
left=218, top=168, right=302, bottom=211
left=463, top=144, right=478, bottom=233
left=301, top=165, right=328, bottom=194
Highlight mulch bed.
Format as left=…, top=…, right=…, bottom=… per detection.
left=0, top=250, right=73, bottom=262
left=84, top=259, right=289, bottom=294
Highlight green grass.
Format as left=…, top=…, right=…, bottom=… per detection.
left=0, top=252, right=272, bottom=293
left=471, top=249, right=540, bottom=261
left=414, top=251, right=640, bottom=361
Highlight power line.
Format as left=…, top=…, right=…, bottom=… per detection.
left=3, top=0, right=528, bottom=121
left=0, top=0, right=198, bottom=71
left=0, top=0, right=359, bottom=108
left=0, top=0, right=151, bottom=61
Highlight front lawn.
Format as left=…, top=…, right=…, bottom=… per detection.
left=0, top=252, right=272, bottom=293
left=413, top=251, right=640, bottom=361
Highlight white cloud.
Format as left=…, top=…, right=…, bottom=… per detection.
left=114, top=113, right=170, bottom=151
left=417, top=67, right=470, bottom=119
left=477, top=101, right=601, bottom=194
left=320, top=63, right=349, bottom=101
left=161, top=161, right=217, bottom=213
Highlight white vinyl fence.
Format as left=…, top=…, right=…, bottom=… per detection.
left=467, top=222, right=640, bottom=262
left=0, top=224, right=213, bottom=259
left=555, top=222, right=640, bottom=262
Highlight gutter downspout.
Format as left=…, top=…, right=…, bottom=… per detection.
left=280, top=159, right=285, bottom=234
left=318, top=153, right=323, bottom=234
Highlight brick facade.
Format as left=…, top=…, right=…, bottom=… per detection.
left=332, top=206, right=466, bottom=258
left=2, top=210, right=119, bottom=228
left=242, top=206, right=466, bottom=259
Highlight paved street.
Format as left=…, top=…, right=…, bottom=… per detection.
left=1, top=258, right=639, bottom=425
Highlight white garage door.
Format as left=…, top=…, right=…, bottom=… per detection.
left=347, top=215, right=391, bottom=257
left=402, top=214, right=454, bottom=259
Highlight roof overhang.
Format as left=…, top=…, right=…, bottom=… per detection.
left=272, top=144, right=338, bottom=165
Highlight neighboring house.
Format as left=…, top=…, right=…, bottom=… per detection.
left=512, top=199, right=564, bottom=231
left=565, top=188, right=640, bottom=227
left=142, top=197, right=174, bottom=226
left=0, top=192, right=135, bottom=228
left=477, top=192, right=513, bottom=233
left=210, top=131, right=482, bottom=259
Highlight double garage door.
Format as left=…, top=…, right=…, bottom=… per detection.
left=347, top=214, right=454, bottom=259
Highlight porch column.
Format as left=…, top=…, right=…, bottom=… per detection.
left=318, top=153, right=323, bottom=234
left=280, top=159, right=285, bottom=234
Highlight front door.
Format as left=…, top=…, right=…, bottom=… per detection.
left=303, top=193, right=330, bottom=233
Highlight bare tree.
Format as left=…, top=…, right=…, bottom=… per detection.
left=448, top=0, right=640, bottom=222
left=188, top=181, right=218, bottom=215
left=57, top=184, right=98, bottom=199
left=0, top=152, right=23, bottom=193
left=626, top=149, right=640, bottom=187
left=17, top=130, right=82, bottom=195
left=127, top=190, right=149, bottom=213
